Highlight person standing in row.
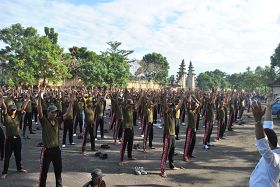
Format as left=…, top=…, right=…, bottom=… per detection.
left=95, top=94, right=106, bottom=139
left=82, top=99, right=97, bottom=155
left=37, top=90, right=66, bottom=187
left=0, top=96, right=27, bottom=179
left=143, top=99, right=155, bottom=152
left=160, top=92, right=185, bottom=177
left=183, top=94, right=200, bottom=162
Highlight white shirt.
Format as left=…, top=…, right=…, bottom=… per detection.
left=250, top=137, right=280, bottom=187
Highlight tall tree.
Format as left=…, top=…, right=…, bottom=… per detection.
left=135, top=52, right=170, bottom=84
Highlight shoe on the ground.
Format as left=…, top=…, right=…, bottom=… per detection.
left=139, top=167, right=147, bottom=175
left=160, top=172, right=167, bottom=178
left=73, top=133, right=77, bottom=137
left=99, top=153, right=108, bottom=160
left=128, top=157, right=136, bottom=160
left=62, top=144, right=66, bottom=148
left=189, top=155, right=196, bottom=158
left=91, top=148, right=98, bottom=152
left=207, top=143, right=214, bottom=146
left=70, top=142, right=76, bottom=145
left=149, top=146, right=156, bottom=149
left=175, top=137, right=180, bottom=140
left=203, top=144, right=210, bottom=150
left=171, top=167, right=179, bottom=170
left=30, top=132, right=36, bottom=134
left=134, top=167, right=141, bottom=175
left=18, top=169, right=27, bottom=173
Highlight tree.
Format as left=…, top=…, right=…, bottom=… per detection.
left=0, top=23, right=70, bottom=86
left=270, top=43, right=280, bottom=82
left=135, top=52, right=170, bottom=84
left=196, top=69, right=229, bottom=90
left=101, top=41, right=134, bottom=87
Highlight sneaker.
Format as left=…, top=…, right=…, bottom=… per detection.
left=207, top=143, right=214, bottom=146
left=134, top=167, right=141, bottom=175
left=62, top=144, right=66, bottom=148
left=70, top=142, right=76, bottom=145
left=141, top=134, right=144, bottom=138
left=160, top=172, right=167, bottom=178
left=18, top=169, right=27, bottom=173
left=139, top=167, right=148, bottom=175
left=203, top=144, right=210, bottom=150
left=73, top=133, right=77, bottom=137
left=181, top=122, right=186, bottom=126
left=128, top=157, right=136, bottom=160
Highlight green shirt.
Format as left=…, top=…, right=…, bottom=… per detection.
left=187, top=109, right=196, bottom=129
left=84, top=107, right=95, bottom=125
left=4, top=113, right=21, bottom=137
left=123, top=107, right=133, bottom=129
left=163, top=109, right=176, bottom=136
left=40, top=117, right=59, bottom=149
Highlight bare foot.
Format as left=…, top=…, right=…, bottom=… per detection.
left=0, top=174, right=7, bottom=179
left=118, top=161, right=123, bottom=166
left=171, top=167, right=180, bottom=170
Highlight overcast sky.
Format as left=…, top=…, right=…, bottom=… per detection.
left=1, top=0, right=280, bottom=76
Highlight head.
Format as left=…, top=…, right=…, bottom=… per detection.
left=264, top=128, right=278, bottom=149
left=91, top=169, right=105, bottom=187
left=86, top=100, right=92, bottom=108
left=8, top=104, right=17, bottom=115
left=47, top=104, right=58, bottom=120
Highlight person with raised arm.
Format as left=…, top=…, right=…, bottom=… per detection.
left=249, top=93, right=280, bottom=187
left=0, top=93, right=27, bottom=179
left=37, top=89, right=67, bottom=187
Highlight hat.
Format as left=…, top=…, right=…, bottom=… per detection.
left=8, top=104, right=17, bottom=111
left=91, top=169, right=105, bottom=181
left=47, top=105, right=57, bottom=113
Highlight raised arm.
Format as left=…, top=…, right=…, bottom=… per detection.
left=37, top=91, right=44, bottom=119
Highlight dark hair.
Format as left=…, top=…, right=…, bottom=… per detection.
left=264, top=128, right=278, bottom=148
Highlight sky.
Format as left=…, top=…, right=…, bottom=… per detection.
left=1, top=0, right=280, bottom=76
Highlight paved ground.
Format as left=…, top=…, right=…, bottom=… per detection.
left=0, top=111, right=279, bottom=187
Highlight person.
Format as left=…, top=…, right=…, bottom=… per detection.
left=62, top=94, right=75, bottom=148
left=82, top=99, right=97, bottom=155
left=160, top=92, right=185, bottom=177
left=119, top=98, right=138, bottom=165
left=249, top=94, right=280, bottom=186
left=0, top=96, right=27, bottom=179
left=83, top=169, right=106, bottom=187
left=37, top=90, right=67, bottom=187
left=183, top=94, right=200, bottom=161
left=143, top=99, right=155, bottom=152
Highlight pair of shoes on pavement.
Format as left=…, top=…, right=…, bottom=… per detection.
left=95, top=152, right=108, bottom=160
left=134, top=167, right=147, bottom=175
left=100, top=144, right=110, bottom=149
left=62, top=142, right=76, bottom=148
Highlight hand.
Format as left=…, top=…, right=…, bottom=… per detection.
left=251, top=101, right=266, bottom=122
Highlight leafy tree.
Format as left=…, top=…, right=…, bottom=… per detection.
left=135, top=52, right=170, bottom=84
left=197, top=69, right=229, bottom=90
left=0, top=23, right=70, bottom=86
left=270, top=43, right=280, bottom=82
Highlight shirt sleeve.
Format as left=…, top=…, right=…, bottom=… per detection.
left=256, top=137, right=280, bottom=167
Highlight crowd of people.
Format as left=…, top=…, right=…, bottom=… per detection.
left=0, top=86, right=275, bottom=186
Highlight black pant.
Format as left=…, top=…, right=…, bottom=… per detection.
left=82, top=124, right=95, bottom=152
left=32, top=107, right=38, bottom=123
left=74, top=114, right=83, bottom=134
left=62, top=118, right=74, bottom=145
left=0, top=127, right=4, bottom=160
left=95, top=116, right=104, bottom=138
left=2, top=136, right=23, bottom=174
left=180, top=108, right=186, bottom=123
left=153, top=106, right=157, bottom=124
left=23, top=112, right=33, bottom=136
left=175, top=118, right=180, bottom=139
left=144, top=123, right=154, bottom=150
left=133, top=110, right=137, bottom=126
left=120, top=128, right=134, bottom=161
left=39, top=147, right=62, bottom=187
